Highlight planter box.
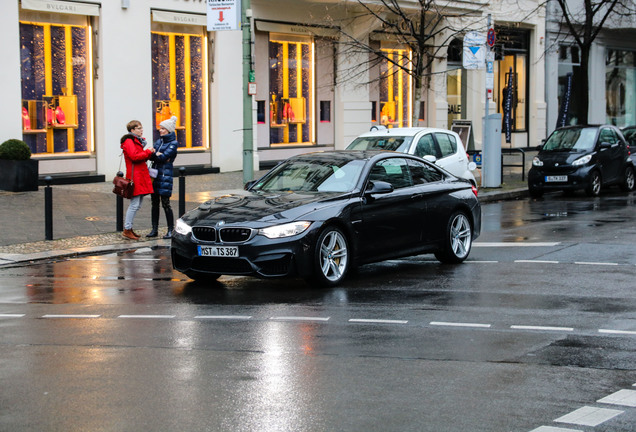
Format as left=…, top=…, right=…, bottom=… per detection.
left=0, top=159, right=39, bottom=192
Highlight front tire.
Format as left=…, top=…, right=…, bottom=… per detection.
left=585, top=170, right=601, bottom=196
left=620, top=165, right=635, bottom=191
left=435, top=211, right=473, bottom=264
left=309, top=226, right=349, bottom=287
left=528, top=185, right=543, bottom=198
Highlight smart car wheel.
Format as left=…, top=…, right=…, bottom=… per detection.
left=528, top=185, right=543, bottom=198
left=585, top=170, right=602, bottom=197
left=435, top=211, right=472, bottom=264
left=620, top=166, right=635, bottom=191
left=310, top=226, right=349, bottom=287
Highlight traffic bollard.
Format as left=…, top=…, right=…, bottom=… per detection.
left=179, top=167, right=186, bottom=217
left=116, top=171, right=124, bottom=231
left=44, top=176, right=53, bottom=240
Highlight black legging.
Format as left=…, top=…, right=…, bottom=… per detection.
left=150, top=194, right=174, bottom=229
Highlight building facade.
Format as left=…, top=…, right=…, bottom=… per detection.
left=0, top=0, right=546, bottom=182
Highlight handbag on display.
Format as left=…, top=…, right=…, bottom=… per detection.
left=112, top=154, right=134, bottom=199
left=22, top=107, right=31, bottom=130
left=55, top=106, right=66, bottom=125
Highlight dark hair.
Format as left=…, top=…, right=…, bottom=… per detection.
left=126, top=120, right=141, bottom=132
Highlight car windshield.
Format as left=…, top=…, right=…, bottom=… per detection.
left=346, top=136, right=413, bottom=152
left=542, top=127, right=597, bottom=151
left=251, top=159, right=366, bottom=193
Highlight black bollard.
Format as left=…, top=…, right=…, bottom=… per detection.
left=44, top=176, right=53, bottom=240
left=179, top=167, right=186, bottom=217
left=116, top=171, right=124, bottom=231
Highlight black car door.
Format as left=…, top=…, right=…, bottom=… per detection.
left=597, top=127, right=622, bottom=183
left=358, top=157, right=422, bottom=261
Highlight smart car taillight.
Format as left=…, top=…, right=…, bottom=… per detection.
left=472, top=185, right=478, bottom=197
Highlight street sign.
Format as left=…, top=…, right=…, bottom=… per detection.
left=487, top=28, right=496, bottom=47
left=463, top=31, right=486, bottom=70
left=207, top=0, right=241, bottom=31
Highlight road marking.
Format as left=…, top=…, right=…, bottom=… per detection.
left=474, top=242, right=561, bottom=247
left=511, top=325, right=574, bottom=332
left=194, top=315, right=252, bottom=320
left=529, top=426, right=582, bottom=432
left=514, top=260, right=560, bottom=264
left=349, top=318, right=408, bottom=324
left=42, top=314, right=100, bottom=319
left=118, top=315, right=176, bottom=319
left=0, top=313, right=25, bottom=318
left=270, top=316, right=330, bottom=322
left=467, top=260, right=499, bottom=263
left=598, top=329, right=636, bottom=335
left=429, top=321, right=491, bottom=328
left=574, top=261, right=618, bottom=266
left=597, top=389, right=636, bottom=407
left=120, top=258, right=161, bottom=261
left=554, top=406, right=623, bottom=427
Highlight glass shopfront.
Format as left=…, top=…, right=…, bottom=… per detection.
left=378, top=48, right=411, bottom=128
left=269, top=34, right=314, bottom=145
left=151, top=26, right=207, bottom=148
left=606, top=49, right=636, bottom=127
left=19, top=17, right=92, bottom=155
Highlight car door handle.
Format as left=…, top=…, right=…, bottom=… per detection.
left=411, top=193, right=424, bottom=199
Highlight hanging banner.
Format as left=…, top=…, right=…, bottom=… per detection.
left=207, top=0, right=241, bottom=31
left=557, top=72, right=573, bottom=128
left=503, top=67, right=514, bottom=144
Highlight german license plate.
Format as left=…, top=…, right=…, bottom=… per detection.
left=545, top=175, right=567, bottom=182
left=198, top=245, right=239, bottom=257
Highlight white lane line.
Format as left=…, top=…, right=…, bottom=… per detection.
left=120, top=258, right=161, bottom=261
left=597, top=389, right=636, bottom=407
left=42, top=314, right=100, bottom=319
left=529, top=426, right=583, bottom=432
left=349, top=318, right=408, bottom=324
left=467, top=260, right=499, bottom=263
left=554, top=406, right=623, bottom=427
left=574, top=261, right=618, bottom=266
left=118, top=315, right=175, bottom=319
left=270, top=316, right=330, bottom=322
left=511, top=325, right=574, bottom=332
left=0, top=313, right=25, bottom=318
left=194, top=315, right=252, bottom=320
left=474, top=242, right=561, bottom=247
left=429, top=321, right=491, bottom=328
left=514, top=260, right=560, bottom=264
left=598, top=329, right=636, bottom=335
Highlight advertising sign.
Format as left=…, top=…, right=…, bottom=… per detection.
left=207, top=0, right=241, bottom=31
left=463, top=31, right=486, bottom=70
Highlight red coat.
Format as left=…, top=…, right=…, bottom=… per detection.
left=120, top=134, right=154, bottom=196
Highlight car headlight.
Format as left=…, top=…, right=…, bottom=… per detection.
left=572, top=154, right=592, bottom=166
left=175, top=218, right=192, bottom=235
left=532, top=156, right=543, bottom=167
left=259, top=221, right=311, bottom=239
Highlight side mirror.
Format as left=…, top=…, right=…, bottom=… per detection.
left=600, top=141, right=612, bottom=149
left=423, top=155, right=437, bottom=164
left=365, top=180, right=393, bottom=195
left=244, top=180, right=256, bottom=190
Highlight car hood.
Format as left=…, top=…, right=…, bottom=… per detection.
left=538, top=150, right=590, bottom=166
left=182, top=190, right=350, bottom=227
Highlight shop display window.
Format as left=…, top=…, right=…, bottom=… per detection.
left=269, top=35, right=314, bottom=145
left=494, top=54, right=527, bottom=132
left=19, top=21, right=91, bottom=155
left=606, top=49, right=636, bottom=127
left=151, top=31, right=206, bottom=148
left=379, top=49, right=411, bottom=128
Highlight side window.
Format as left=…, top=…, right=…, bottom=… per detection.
left=599, top=128, right=618, bottom=145
left=415, top=134, right=441, bottom=159
left=435, top=133, right=457, bottom=158
left=407, top=159, right=444, bottom=184
left=369, top=158, right=413, bottom=189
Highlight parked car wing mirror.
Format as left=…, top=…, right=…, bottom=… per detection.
left=423, top=155, right=437, bottom=164
left=365, top=180, right=393, bottom=195
left=600, top=141, right=611, bottom=149
left=244, top=180, right=257, bottom=190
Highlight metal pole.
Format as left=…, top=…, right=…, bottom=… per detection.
left=116, top=171, right=124, bottom=232
left=179, top=167, right=186, bottom=217
left=242, top=0, right=254, bottom=184
left=44, top=176, right=53, bottom=240
left=483, top=13, right=491, bottom=188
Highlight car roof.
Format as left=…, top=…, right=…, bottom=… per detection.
left=355, top=127, right=458, bottom=138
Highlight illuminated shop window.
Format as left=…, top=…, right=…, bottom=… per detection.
left=269, top=35, right=314, bottom=146
left=606, top=49, right=636, bottom=127
left=379, top=49, right=412, bottom=128
left=19, top=21, right=92, bottom=155
left=152, top=31, right=206, bottom=148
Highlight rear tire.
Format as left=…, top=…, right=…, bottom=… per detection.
left=620, top=165, right=635, bottom=191
left=585, top=170, right=601, bottom=197
left=434, top=211, right=473, bottom=264
left=308, top=226, right=349, bottom=287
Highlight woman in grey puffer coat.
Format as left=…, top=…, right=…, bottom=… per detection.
left=147, top=116, right=178, bottom=239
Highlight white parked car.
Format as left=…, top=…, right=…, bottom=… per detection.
left=346, top=127, right=477, bottom=185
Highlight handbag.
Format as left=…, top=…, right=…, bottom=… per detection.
left=148, top=164, right=158, bottom=179
left=112, top=154, right=134, bottom=199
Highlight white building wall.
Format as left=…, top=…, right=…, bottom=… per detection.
left=0, top=1, right=23, bottom=145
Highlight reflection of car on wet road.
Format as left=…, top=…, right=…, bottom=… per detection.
left=346, top=127, right=477, bottom=186
left=528, top=125, right=635, bottom=198
left=171, top=150, right=481, bottom=286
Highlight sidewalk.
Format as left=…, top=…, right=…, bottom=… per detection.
left=0, top=167, right=529, bottom=267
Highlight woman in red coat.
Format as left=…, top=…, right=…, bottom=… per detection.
left=120, top=120, right=155, bottom=240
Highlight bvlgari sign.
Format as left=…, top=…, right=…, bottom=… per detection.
left=207, top=0, right=240, bottom=31
left=21, top=0, right=100, bottom=16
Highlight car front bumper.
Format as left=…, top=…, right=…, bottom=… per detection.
left=528, top=165, right=595, bottom=192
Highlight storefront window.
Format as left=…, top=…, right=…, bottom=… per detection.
left=269, top=34, right=314, bottom=145
left=151, top=31, right=206, bottom=148
left=495, top=54, right=527, bottom=132
left=20, top=21, right=91, bottom=155
left=606, top=49, right=636, bottom=127
left=447, top=39, right=464, bottom=127
left=379, top=49, right=411, bottom=128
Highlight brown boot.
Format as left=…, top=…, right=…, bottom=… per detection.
left=122, top=229, right=139, bottom=240
left=131, top=229, right=142, bottom=239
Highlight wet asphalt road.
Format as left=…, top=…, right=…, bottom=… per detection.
left=1, top=192, right=636, bottom=431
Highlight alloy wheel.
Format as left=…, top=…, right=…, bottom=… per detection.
left=450, top=213, right=472, bottom=259
left=319, top=229, right=348, bottom=283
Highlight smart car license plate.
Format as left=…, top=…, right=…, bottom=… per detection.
left=198, top=245, right=239, bottom=257
left=545, top=175, right=567, bottom=182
